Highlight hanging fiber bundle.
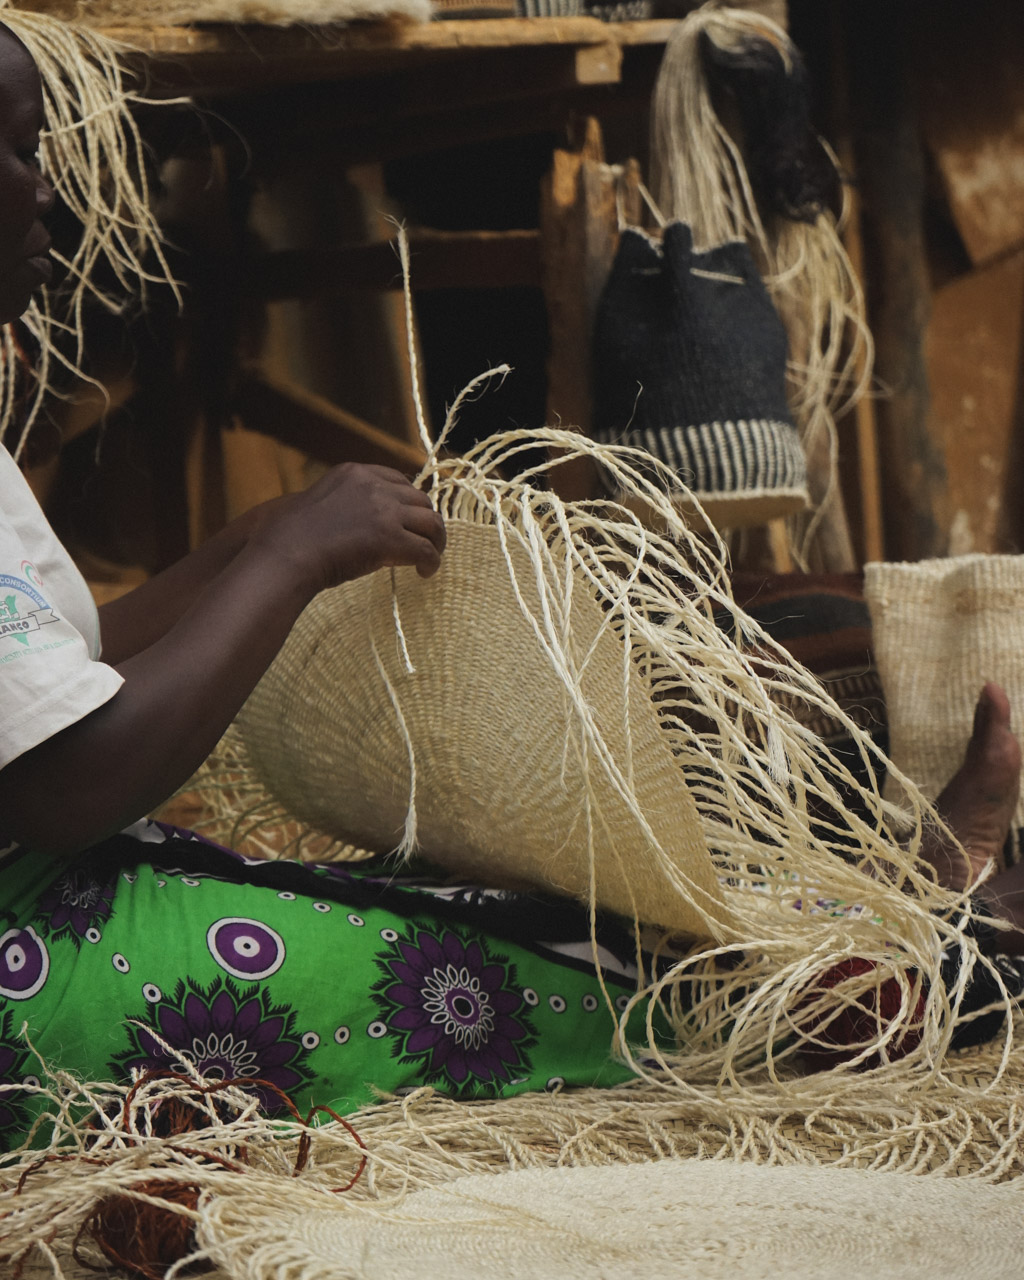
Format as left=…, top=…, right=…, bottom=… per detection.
left=0, top=3, right=180, bottom=460
left=590, top=220, right=810, bottom=529
left=648, top=2, right=872, bottom=560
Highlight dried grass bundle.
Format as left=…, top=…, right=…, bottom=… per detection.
left=0, top=4, right=180, bottom=460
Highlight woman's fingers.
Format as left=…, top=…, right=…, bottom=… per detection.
left=262, top=462, right=448, bottom=587
left=403, top=503, right=447, bottom=549
left=393, top=506, right=445, bottom=577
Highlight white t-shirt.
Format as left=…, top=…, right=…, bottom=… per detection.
left=0, top=444, right=123, bottom=769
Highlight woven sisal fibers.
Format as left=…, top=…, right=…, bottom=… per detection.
left=192, top=226, right=1011, bottom=1099
left=196, top=1158, right=1024, bottom=1280
left=864, top=554, right=1024, bottom=854
left=220, top=419, right=1021, bottom=1099
left=237, top=516, right=723, bottom=940
left=8, top=1027, right=1024, bottom=1278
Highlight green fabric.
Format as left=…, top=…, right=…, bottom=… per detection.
left=0, top=826, right=657, bottom=1149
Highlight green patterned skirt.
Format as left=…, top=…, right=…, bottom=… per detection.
left=0, top=823, right=659, bottom=1150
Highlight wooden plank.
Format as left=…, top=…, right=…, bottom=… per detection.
left=827, top=2, right=883, bottom=568
left=107, top=17, right=679, bottom=95
left=235, top=369, right=427, bottom=472
left=250, top=229, right=541, bottom=300
left=926, top=248, right=1024, bottom=555
left=225, top=44, right=621, bottom=123
left=574, top=41, right=622, bottom=86
left=105, top=17, right=681, bottom=59
left=153, top=50, right=658, bottom=167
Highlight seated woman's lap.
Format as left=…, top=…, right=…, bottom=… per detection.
left=0, top=824, right=642, bottom=1148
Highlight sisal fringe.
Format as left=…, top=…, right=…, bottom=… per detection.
left=0, top=5, right=182, bottom=460
left=648, top=3, right=873, bottom=566
left=204, top=410, right=1015, bottom=1105
left=191, top=227, right=1008, bottom=1111
left=6, top=1031, right=1024, bottom=1276
left=0, top=83, right=1014, bottom=1263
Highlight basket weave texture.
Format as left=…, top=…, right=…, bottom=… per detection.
left=865, top=552, right=1024, bottom=848
left=237, top=519, right=726, bottom=938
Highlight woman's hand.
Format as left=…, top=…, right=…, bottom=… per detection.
left=250, top=463, right=446, bottom=595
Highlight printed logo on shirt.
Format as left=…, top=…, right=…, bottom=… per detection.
left=21, top=560, right=45, bottom=590
left=0, top=570, right=60, bottom=649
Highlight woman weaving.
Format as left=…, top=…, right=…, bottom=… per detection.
left=0, top=21, right=1023, bottom=1154
left=0, top=24, right=663, bottom=1146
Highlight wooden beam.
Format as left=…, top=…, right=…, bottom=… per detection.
left=845, top=0, right=943, bottom=563
left=110, top=17, right=681, bottom=97
left=149, top=49, right=660, bottom=169
left=248, top=229, right=541, bottom=300
left=206, top=45, right=625, bottom=170
left=109, top=18, right=679, bottom=59
left=573, top=42, right=622, bottom=86
left=235, top=369, right=427, bottom=472
left=539, top=116, right=621, bottom=500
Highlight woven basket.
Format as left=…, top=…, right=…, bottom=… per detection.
left=236, top=518, right=729, bottom=938
left=865, top=553, right=1024, bottom=860
left=198, top=1156, right=1024, bottom=1280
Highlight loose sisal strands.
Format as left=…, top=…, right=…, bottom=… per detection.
left=0, top=4, right=181, bottom=460
left=223, top=407, right=1011, bottom=1105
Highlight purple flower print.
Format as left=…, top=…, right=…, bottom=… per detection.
left=112, top=977, right=312, bottom=1114
left=35, top=868, right=116, bottom=946
left=373, top=926, right=535, bottom=1090
left=0, top=926, right=49, bottom=999
left=0, top=1013, right=34, bottom=1149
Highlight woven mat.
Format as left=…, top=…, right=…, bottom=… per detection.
left=196, top=1158, right=1024, bottom=1280
left=11, top=1029, right=1024, bottom=1279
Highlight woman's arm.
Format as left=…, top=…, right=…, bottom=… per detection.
left=0, top=463, right=445, bottom=855
left=95, top=501, right=270, bottom=665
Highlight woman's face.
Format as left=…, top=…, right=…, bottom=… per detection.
left=0, top=29, right=54, bottom=325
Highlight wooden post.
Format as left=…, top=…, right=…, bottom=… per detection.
left=539, top=116, right=620, bottom=501
left=844, top=0, right=944, bottom=562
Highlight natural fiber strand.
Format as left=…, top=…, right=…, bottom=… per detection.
left=0, top=224, right=1016, bottom=1280
left=0, top=4, right=182, bottom=459
left=186, top=226, right=1006, bottom=1117
left=8, top=1031, right=1024, bottom=1277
